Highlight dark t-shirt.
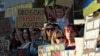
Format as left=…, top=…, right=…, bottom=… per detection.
left=65, top=46, right=76, bottom=50
left=10, top=40, right=21, bottom=49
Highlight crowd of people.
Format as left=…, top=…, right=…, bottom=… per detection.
left=8, top=24, right=78, bottom=56
left=5, top=5, right=79, bottom=56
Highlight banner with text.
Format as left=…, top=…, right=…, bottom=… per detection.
left=16, top=8, right=45, bottom=28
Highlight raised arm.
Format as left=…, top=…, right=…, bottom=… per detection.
left=29, top=26, right=36, bottom=42
left=45, top=6, right=56, bottom=19
left=15, top=28, right=24, bottom=44
left=65, top=7, right=71, bottom=18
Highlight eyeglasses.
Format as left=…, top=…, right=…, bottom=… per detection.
left=57, top=37, right=64, bottom=39
left=46, top=28, right=54, bottom=31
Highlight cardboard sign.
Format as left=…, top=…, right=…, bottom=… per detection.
left=0, top=18, right=12, bottom=36
left=38, top=43, right=65, bottom=56
left=56, top=0, right=73, bottom=7
left=16, top=8, right=45, bottom=28
left=5, top=2, right=32, bottom=18
left=97, top=0, right=100, bottom=3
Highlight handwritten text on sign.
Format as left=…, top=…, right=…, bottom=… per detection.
left=16, top=8, right=45, bottom=28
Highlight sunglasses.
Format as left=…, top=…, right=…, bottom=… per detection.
left=57, top=37, right=64, bottom=39
left=46, top=28, right=54, bottom=31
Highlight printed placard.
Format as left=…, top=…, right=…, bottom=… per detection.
left=83, top=15, right=100, bottom=56
left=51, top=50, right=75, bottom=56
left=38, top=43, right=65, bottom=56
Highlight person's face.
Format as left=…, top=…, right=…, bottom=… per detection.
left=15, top=33, right=19, bottom=40
left=23, top=30, right=29, bottom=40
left=46, top=25, right=54, bottom=37
left=65, top=28, right=77, bottom=39
left=55, top=33, right=64, bottom=44
left=34, top=31, right=40, bottom=39
left=55, top=8, right=64, bottom=18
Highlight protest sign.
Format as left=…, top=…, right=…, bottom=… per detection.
left=55, top=0, right=73, bottom=7
left=5, top=2, right=32, bottom=18
left=38, top=43, right=65, bottom=56
left=16, top=8, right=45, bottom=28
left=75, top=38, right=84, bottom=56
left=0, top=18, right=12, bottom=36
left=51, top=50, right=75, bottom=56
left=83, top=14, right=100, bottom=56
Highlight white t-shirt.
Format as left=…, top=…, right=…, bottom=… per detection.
left=20, top=42, right=31, bottom=49
left=56, top=17, right=69, bottom=31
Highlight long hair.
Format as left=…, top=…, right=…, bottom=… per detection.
left=42, top=23, right=54, bottom=41
left=51, top=30, right=63, bottom=44
left=10, top=28, right=21, bottom=49
left=64, top=24, right=78, bottom=46
left=22, top=28, right=31, bottom=41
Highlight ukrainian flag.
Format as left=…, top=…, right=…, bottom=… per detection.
left=82, top=0, right=100, bottom=17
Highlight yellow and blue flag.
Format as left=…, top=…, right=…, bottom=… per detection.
left=82, top=0, right=100, bottom=17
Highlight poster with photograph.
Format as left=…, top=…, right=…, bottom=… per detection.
left=38, top=43, right=65, bottom=56
left=51, top=50, right=75, bottom=56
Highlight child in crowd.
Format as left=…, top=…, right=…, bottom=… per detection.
left=45, top=5, right=71, bottom=31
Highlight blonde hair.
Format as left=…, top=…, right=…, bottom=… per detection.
left=51, top=30, right=63, bottom=44
left=42, top=23, right=54, bottom=41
